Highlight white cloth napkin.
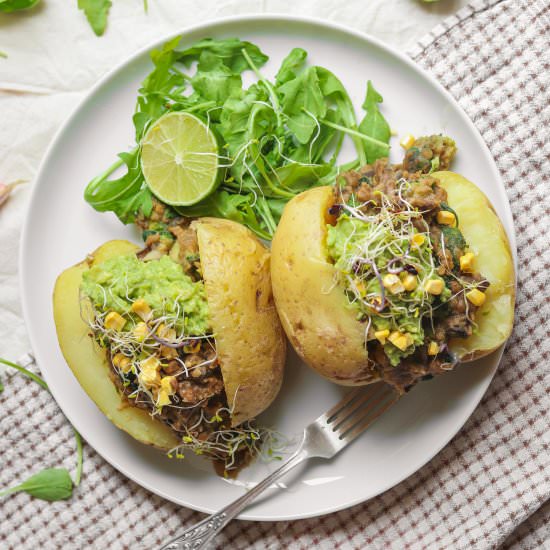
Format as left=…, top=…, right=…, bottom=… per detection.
left=1, top=0, right=549, bottom=548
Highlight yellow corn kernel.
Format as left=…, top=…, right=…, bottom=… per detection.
left=183, top=341, right=201, bottom=354
left=427, top=341, right=439, bottom=356
left=402, top=273, right=418, bottom=291
left=133, top=322, right=150, bottom=342
left=355, top=280, right=366, bottom=297
left=411, top=233, right=425, bottom=247
left=112, top=353, right=132, bottom=373
left=466, top=288, right=486, bottom=307
left=156, top=390, right=171, bottom=408
left=388, top=331, right=413, bottom=351
left=156, top=323, right=177, bottom=342
left=425, top=278, right=445, bottom=295
left=383, top=273, right=405, bottom=294
left=131, top=299, right=152, bottom=321
left=160, top=345, right=178, bottom=359
left=400, top=133, right=415, bottom=150
left=374, top=329, right=390, bottom=345
left=138, top=367, right=161, bottom=389
left=436, top=210, right=456, bottom=226
left=141, top=355, right=160, bottom=372
left=459, top=252, right=475, bottom=273
left=161, top=376, right=176, bottom=396
left=104, top=311, right=126, bottom=332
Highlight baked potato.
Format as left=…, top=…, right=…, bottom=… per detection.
left=54, top=218, right=286, bottom=472
left=271, top=169, right=514, bottom=392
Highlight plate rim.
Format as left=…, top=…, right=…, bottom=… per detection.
left=19, top=13, right=516, bottom=521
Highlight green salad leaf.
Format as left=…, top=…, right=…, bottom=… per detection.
left=0, top=0, right=40, bottom=13
left=359, top=81, right=392, bottom=163
left=0, top=469, right=73, bottom=501
left=84, top=37, right=392, bottom=239
left=78, top=0, right=112, bottom=37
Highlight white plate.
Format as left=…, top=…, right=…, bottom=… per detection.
left=20, top=15, right=516, bottom=521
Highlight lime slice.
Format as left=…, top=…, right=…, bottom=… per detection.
left=141, top=112, right=221, bottom=206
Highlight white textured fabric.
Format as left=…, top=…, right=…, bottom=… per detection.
left=1, top=0, right=549, bottom=549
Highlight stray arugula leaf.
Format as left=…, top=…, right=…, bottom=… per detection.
left=0, top=357, right=84, bottom=501
left=0, top=377, right=4, bottom=393
left=358, top=81, right=391, bottom=163
left=0, top=469, right=73, bottom=501
left=78, top=0, right=111, bottom=37
left=0, top=0, right=40, bottom=13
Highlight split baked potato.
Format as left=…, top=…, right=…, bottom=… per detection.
left=54, top=218, right=286, bottom=470
left=271, top=171, right=515, bottom=391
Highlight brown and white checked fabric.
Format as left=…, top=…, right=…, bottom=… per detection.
left=1, top=0, right=549, bottom=548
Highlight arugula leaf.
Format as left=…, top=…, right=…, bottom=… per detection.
left=278, top=67, right=327, bottom=144
left=0, top=377, right=3, bottom=393
left=358, top=81, right=391, bottom=163
left=84, top=149, right=153, bottom=224
left=272, top=163, right=331, bottom=193
left=0, top=469, right=73, bottom=501
left=176, top=38, right=268, bottom=73
left=0, top=0, right=39, bottom=13
left=191, top=51, right=243, bottom=105
left=0, top=357, right=84, bottom=500
left=275, top=47, right=307, bottom=85
left=78, top=0, right=112, bottom=37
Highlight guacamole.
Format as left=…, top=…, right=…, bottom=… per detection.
left=81, top=254, right=210, bottom=335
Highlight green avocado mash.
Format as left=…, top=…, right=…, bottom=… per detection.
left=326, top=215, right=451, bottom=366
left=81, top=254, right=210, bottom=335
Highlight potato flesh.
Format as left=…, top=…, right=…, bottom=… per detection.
left=433, top=171, right=515, bottom=361
left=53, top=240, right=180, bottom=450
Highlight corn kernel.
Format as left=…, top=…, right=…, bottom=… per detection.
left=355, top=280, right=366, bottom=297
left=411, top=233, right=425, bottom=247
left=400, top=133, right=415, bottom=150
left=160, top=345, right=178, bottom=359
left=133, top=322, right=150, bottom=342
left=138, top=367, right=161, bottom=388
left=156, top=390, right=171, bottom=408
left=183, top=341, right=201, bottom=354
left=466, top=288, right=486, bottom=307
left=383, top=273, right=405, bottom=294
left=104, top=311, right=126, bottom=332
left=388, top=331, right=413, bottom=351
left=402, top=273, right=418, bottom=291
left=425, top=279, right=445, bottom=295
left=436, top=210, right=456, bottom=226
left=141, top=355, right=160, bottom=372
left=156, top=323, right=177, bottom=342
left=427, top=341, right=439, bottom=355
left=131, top=299, right=152, bottom=321
left=375, top=329, right=390, bottom=345
left=161, top=376, right=176, bottom=395
left=112, top=353, right=132, bottom=373
left=459, top=252, right=475, bottom=273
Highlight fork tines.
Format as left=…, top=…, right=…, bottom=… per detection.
left=323, top=383, right=398, bottom=443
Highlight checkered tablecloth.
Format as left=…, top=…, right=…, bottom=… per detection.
left=1, top=0, right=549, bottom=548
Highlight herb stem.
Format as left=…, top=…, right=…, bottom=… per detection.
left=0, top=358, right=48, bottom=391
left=241, top=48, right=282, bottom=127
left=319, top=119, right=390, bottom=149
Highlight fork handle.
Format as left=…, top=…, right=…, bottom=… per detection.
left=159, top=447, right=309, bottom=550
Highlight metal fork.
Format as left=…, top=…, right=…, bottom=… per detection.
left=159, top=383, right=399, bottom=550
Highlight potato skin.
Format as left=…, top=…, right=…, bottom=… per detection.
left=194, top=218, right=286, bottom=426
left=53, top=223, right=286, bottom=448
left=270, top=186, right=379, bottom=386
left=53, top=240, right=180, bottom=450
left=271, top=175, right=515, bottom=383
